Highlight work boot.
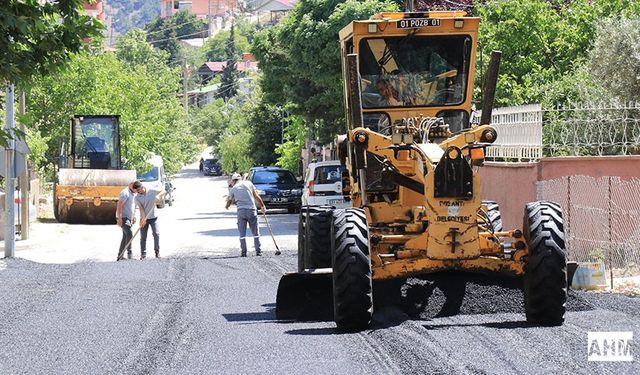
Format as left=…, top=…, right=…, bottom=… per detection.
left=256, top=250, right=262, bottom=256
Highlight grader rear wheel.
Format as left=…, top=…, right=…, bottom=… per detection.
left=523, top=201, right=567, bottom=326
left=331, top=208, right=373, bottom=331
left=298, top=206, right=333, bottom=271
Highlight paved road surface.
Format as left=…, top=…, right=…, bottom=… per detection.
left=0, top=163, right=638, bottom=374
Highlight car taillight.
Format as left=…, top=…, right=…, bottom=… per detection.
left=308, top=181, right=315, bottom=196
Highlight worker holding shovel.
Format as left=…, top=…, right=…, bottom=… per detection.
left=225, top=173, right=265, bottom=257
left=116, top=180, right=142, bottom=261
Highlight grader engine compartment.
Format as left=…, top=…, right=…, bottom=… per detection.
left=276, top=11, right=568, bottom=332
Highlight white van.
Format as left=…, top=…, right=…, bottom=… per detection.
left=137, top=154, right=167, bottom=208
left=302, top=160, right=349, bottom=208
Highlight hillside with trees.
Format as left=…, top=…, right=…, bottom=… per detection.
left=107, top=0, right=159, bottom=34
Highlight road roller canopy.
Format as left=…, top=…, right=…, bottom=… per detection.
left=70, top=115, right=122, bottom=170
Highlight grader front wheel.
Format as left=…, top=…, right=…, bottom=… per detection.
left=523, top=201, right=568, bottom=326
left=331, top=208, right=373, bottom=331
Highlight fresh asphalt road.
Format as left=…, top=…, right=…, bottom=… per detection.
left=0, top=163, right=639, bottom=374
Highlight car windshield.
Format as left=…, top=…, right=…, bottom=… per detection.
left=138, top=166, right=159, bottom=182
left=203, top=159, right=218, bottom=166
left=314, top=165, right=343, bottom=184
left=253, top=170, right=296, bottom=184
left=359, top=35, right=471, bottom=108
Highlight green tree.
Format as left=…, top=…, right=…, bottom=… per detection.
left=275, top=115, right=306, bottom=173
left=25, top=51, right=197, bottom=176
left=251, top=0, right=397, bottom=142
left=247, top=101, right=287, bottom=166
left=476, top=0, right=640, bottom=107
left=116, top=28, right=169, bottom=68
left=586, top=17, right=640, bottom=103
left=0, top=0, right=103, bottom=84
left=145, top=11, right=207, bottom=66
left=216, top=25, right=239, bottom=100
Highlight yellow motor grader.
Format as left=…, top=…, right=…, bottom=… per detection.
left=276, top=10, right=567, bottom=331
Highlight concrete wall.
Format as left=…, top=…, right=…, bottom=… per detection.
left=478, top=156, right=640, bottom=229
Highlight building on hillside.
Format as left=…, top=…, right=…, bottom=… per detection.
left=83, top=1, right=106, bottom=21
left=197, top=53, right=258, bottom=84
left=160, top=0, right=239, bottom=19
left=252, top=0, right=295, bottom=25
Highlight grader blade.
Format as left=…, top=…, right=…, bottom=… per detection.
left=275, top=269, right=333, bottom=321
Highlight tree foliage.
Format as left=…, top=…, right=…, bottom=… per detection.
left=586, top=17, right=640, bottom=103
left=275, top=115, right=306, bottom=173
left=24, top=31, right=198, bottom=176
left=204, top=16, right=256, bottom=61
left=251, top=0, right=398, bottom=142
left=107, top=0, right=159, bottom=34
left=145, top=11, right=207, bottom=66
left=477, top=0, right=640, bottom=107
left=216, top=25, right=239, bottom=100
left=0, top=0, right=103, bottom=84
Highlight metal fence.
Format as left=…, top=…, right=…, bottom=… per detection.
left=475, top=102, right=640, bottom=160
left=544, top=102, right=640, bottom=157
left=474, top=104, right=543, bottom=161
left=537, top=175, right=640, bottom=277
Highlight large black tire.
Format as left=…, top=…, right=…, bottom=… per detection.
left=331, top=208, right=373, bottom=331
left=297, top=206, right=333, bottom=271
left=480, top=200, right=503, bottom=233
left=523, top=201, right=567, bottom=326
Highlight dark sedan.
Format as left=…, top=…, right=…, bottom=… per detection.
left=202, top=159, right=222, bottom=176
left=247, top=167, right=302, bottom=213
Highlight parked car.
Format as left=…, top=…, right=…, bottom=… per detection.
left=302, top=160, right=349, bottom=208
left=247, top=166, right=302, bottom=213
left=202, top=158, right=222, bottom=176
left=164, top=181, right=175, bottom=207
left=137, top=154, right=168, bottom=208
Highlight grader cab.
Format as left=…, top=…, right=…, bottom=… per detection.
left=276, top=11, right=568, bottom=331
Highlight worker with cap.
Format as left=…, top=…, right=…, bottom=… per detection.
left=225, top=172, right=266, bottom=257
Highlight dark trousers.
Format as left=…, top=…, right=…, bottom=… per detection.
left=237, top=208, right=261, bottom=255
left=118, top=217, right=133, bottom=258
left=140, top=217, right=160, bottom=255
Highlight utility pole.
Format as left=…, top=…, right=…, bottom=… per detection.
left=18, top=90, right=29, bottom=240
left=4, top=85, right=16, bottom=258
left=182, top=60, right=189, bottom=114
left=208, top=0, right=212, bottom=37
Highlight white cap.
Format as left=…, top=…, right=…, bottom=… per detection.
left=231, top=173, right=242, bottom=181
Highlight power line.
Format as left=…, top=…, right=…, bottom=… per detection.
left=146, top=18, right=206, bottom=37
left=148, top=30, right=208, bottom=44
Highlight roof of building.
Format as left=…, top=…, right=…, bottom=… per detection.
left=200, top=61, right=259, bottom=73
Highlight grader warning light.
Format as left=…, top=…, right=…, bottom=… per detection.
left=276, top=11, right=568, bottom=331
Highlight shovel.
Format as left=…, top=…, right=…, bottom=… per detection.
left=261, top=208, right=281, bottom=255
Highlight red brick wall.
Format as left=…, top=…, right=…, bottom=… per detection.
left=478, top=156, right=640, bottom=229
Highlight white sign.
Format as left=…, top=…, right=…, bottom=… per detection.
left=588, top=331, right=633, bottom=361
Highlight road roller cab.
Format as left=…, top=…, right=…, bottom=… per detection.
left=54, top=115, right=136, bottom=224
